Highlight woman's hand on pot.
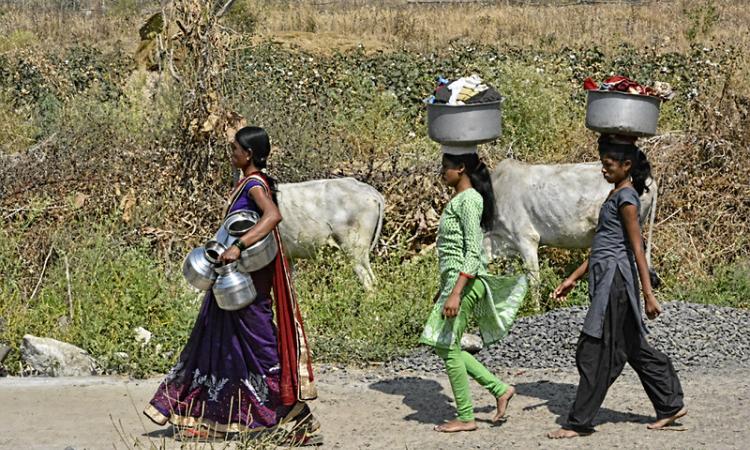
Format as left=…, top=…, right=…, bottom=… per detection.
left=220, top=246, right=241, bottom=263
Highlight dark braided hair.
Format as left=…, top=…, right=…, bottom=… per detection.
left=235, top=126, right=279, bottom=203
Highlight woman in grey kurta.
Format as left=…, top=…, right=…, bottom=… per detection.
left=548, top=135, right=686, bottom=439
left=420, top=152, right=527, bottom=433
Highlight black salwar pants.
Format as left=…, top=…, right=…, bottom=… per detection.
left=566, top=270, right=685, bottom=433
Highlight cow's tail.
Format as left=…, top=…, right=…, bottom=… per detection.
left=646, top=178, right=658, bottom=267
left=370, top=189, right=386, bottom=253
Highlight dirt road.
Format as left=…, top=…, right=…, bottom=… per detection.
left=1, top=366, right=746, bottom=449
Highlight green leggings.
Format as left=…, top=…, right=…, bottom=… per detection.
left=435, top=279, right=509, bottom=422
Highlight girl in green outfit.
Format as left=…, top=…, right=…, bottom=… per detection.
left=420, top=152, right=528, bottom=433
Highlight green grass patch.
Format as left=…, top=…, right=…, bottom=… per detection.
left=0, top=218, right=197, bottom=378
left=2, top=220, right=746, bottom=378
left=671, top=261, right=750, bottom=308
left=294, top=249, right=439, bottom=362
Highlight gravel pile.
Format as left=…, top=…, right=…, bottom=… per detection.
left=388, top=302, right=750, bottom=372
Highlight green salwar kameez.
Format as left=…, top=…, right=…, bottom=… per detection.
left=419, top=188, right=527, bottom=422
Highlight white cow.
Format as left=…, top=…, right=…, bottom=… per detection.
left=484, top=160, right=657, bottom=304
left=277, top=177, right=385, bottom=290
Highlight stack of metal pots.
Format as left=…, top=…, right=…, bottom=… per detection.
left=182, top=209, right=279, bottom=311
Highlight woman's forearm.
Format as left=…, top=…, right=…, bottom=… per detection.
left=632, top=244, right=654, bottom=298
left=568, top=259, right=589, bottom=282
left=237, top=211, right=281, bottom=247
left=450, top=273, right=471, bottom=297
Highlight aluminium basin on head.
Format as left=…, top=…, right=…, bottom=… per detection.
left=426, top=100, right=502, bottom=147
left=585, top=90, right=661, bottom=137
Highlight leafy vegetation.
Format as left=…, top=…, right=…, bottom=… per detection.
left=0, top=0, right=747, bottom=377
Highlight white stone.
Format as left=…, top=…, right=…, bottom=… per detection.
left=460, top=333, right=483, bottom=354
left=134, top=327, right=152, bottom=346
left=20, top=335, right=97, bottom=377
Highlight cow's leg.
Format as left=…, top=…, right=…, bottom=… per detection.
left=516, top=235, right=541, bottom=311
left=335, top=233, right=376, bottom=291
left=352, top=254, right=376, bottom=291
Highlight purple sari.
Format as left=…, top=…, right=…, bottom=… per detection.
left=144, top=178, right=294, bottom=432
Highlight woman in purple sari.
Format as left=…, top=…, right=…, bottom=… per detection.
left=144, top=127, right=319, bottom=443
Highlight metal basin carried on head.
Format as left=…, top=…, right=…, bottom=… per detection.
left=585, top=90, right=661, bottom=137
left=237, top=232, right=278, bottom=273
left=426, top=101, right=502, bottom=146
left=213, top=262, right=257, bottom=311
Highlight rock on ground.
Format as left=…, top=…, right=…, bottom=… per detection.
left=134, top=326, right=152, bottom=346
left=20, top=335, right=97, bottom=377
left=0, top=343, right=10, bottom=363
left=460, top=333, right=483, bottom=354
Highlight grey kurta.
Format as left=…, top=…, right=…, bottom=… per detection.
left=583, top=186, right=648, bottom=338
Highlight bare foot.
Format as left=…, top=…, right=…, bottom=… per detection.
left=647, top=407, right=687, bottom=430
left=434, top=419, right=478, bottom=433
left=492, top=386, right=516, bottom=423
left=547, top=428, right=590, bottom=439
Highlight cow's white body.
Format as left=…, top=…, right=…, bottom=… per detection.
left=484, top=160, right=657, bottom=298
left=277, top=177, right=385, bottom=290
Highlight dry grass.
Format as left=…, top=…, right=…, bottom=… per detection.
left=642, top=132, right=750, bottom=280
left=1, top=0, right=747, bottom=296
left=239, top=0, right=750, bottom=98
left=4, top=1, right=749, bottom=57
left=0, top=4, right=144, bottom=53
left=252, top=0, right=750, bottom=52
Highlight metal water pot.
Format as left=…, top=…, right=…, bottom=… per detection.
left=219, top=209, right=278, bottom=273
left=204, top=240, right=226, bottom=264
left=225, top=210, right=260, bottom=236
left=238, top=232, right=278, bottom=273
left=182, top=241, right=226, bottom=291
left=215, top=210, right=259, bottom=247
left=212, top=262, right=257, bottom=311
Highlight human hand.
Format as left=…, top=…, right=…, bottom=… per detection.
left=644, top=293, right=662, bottom=320
left=220, top=246, right=241, bottom=264
left=442, top=293, right=461, bottom=318
left=551, top=278, right=576, bottom=302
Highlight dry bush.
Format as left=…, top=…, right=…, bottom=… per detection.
left=1, top=0, right=748, bottom=285
left=645, top=88, right=750, bottom=280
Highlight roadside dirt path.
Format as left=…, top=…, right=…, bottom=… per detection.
left=1, top=366, right=746, bottom=449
